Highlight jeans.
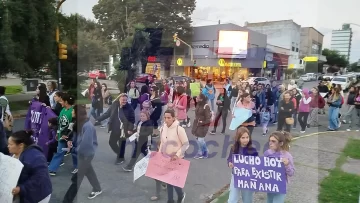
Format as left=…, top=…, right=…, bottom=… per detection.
left=298, top=112, right=309, bottom=131
left=196, top=137, right=208, bottom=156
left=228, top=175, right=254, bottom=203
left=273, top=105, right=278, bottom=122
left=109, top=131, right=127, bottom=158
left=231, top=97, right=237, bottom=110
left=167, top=183, right=184, bottom=201
left=62, top=156, right=101, bottom=203
left=262, top=121, right=269, bottom=133
left=101, top=107, right=109, bottom=126
left=328, top=106, right=339, bottom=130
left=292, top=112, right=298, bottom=128
left=131, top=99, right=138, bottom=110
left=48, top=141, right=67, bottom=172
left=266, top=193, right=286, bottom=203
left=71, top=148, right=78, bottom=169
left=90, top=107, right=101, bottom=120
left=277, top=115, right=291, bottom=132
left=209, top=99, right=215, bottom=111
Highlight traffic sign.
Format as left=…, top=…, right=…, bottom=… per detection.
left=176, top=58, right=183, bottom=66
left=176, top=40, right=181, bottom=47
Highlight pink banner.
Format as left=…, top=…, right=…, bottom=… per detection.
left=145, top=152, right=190, bottom=188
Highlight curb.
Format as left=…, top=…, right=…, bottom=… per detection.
left=208, top=130, right=348, bottom=203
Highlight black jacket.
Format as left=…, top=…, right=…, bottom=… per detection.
left=216, top=94, right=231, bottom=112
left=135, top=120, right=153, bottom=144
left=97, top=101, right=135, bottom=137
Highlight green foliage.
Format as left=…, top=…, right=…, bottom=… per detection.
left=349, top=62, right=360, bottom=72
left=0, top=0, right=57, bottom=77
left=322, top=48, right=349, bottom=67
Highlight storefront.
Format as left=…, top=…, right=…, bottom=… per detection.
left=145, top=56, right=162, bottom=78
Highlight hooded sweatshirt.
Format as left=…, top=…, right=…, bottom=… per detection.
left=17, top=145, right=52, bottom=203
left=73, top=120, right=98, bottom=158
left=159, top=120, right=189, bottom=158
left=298, top=88, right=312, bottom=113
left=264, top=149, right=295, bottom=184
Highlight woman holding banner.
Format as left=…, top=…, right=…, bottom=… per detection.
left=159, top=109, right=189, bottom=203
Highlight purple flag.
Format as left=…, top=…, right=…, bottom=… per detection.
left=232, top=154, right=287, bottom=194
left=25, top=101, right=57, bottom=158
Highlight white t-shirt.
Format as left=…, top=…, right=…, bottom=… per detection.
left=0, top=96, right=11, bottom=121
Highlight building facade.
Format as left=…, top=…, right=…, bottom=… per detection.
left=265, top=44, right=290, bottom=80
left=331, top=24, right=353, bottom=61
left=245, top=20, right=302, bottom=69
left=174, top=23, right=267, bottom=82
left=300, top=27, right=326, bottom=62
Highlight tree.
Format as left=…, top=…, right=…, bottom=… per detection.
left=349, top=62, right=360, bottom=72
left=322, top=48, right=349, bottom=68
left=92, top=0, right=196, bottom=81
left=0, top=0, right=57, bottom=78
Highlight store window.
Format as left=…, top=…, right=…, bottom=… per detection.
left=186, top=66, right=249, bottom=82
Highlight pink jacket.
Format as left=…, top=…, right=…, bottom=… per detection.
left=298, top=88, right=311, bottom=112
left=174, top=94, right=188, bottom=120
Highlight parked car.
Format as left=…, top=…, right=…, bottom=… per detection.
left=305, top=73, right=317, bottom=81
left=300, top=74, right=311, bottom=81
left=168, top=75, right=194, bottom=83
left=135, top=73, right=156, bottom=83
left=331, top=76, right=352, bottom=91
left=246, top=77, right=271, bottom=87
left=89, top=70, right=107, bottom=79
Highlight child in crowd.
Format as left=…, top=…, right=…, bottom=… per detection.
left=227, top=127, right=259, bottom=203
left=46, top=117, right=58, bottom=163
left=123, top=110, right=153, bottom=171
left=260, top=107, right=271, bottom=136
left=264, top=131, right=295, bottom=203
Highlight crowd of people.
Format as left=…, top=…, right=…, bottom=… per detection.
left=0, top=74, right=359, bottom=203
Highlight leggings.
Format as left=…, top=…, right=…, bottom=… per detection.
left=298, top=112, right=309, bottom=131
left=213, top=109, right=228, bottom=132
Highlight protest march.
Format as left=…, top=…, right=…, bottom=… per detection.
left=0, top=79, right=297, bottom=203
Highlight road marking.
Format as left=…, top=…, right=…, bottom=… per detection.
left=292, top=131, right=347, bottom=141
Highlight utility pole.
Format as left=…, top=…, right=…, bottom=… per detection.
left=56, top=0, right=66, bottom=91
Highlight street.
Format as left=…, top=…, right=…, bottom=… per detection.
left=11, top=80, right=341, bottom=203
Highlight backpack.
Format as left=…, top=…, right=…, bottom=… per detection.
left=204, top=104, right=215, bottom=122
left=0, top=97, right=13, bottom=131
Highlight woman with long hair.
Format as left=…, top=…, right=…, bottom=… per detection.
left=46, top=81, right=58, bottom=108
left=307, top=87, right=325, bottom=127
left=9, top=130, right=52, bottom=203
left=235, top=92, right=257, bottom=135
left=277, top=91, right=294, bottom=132
left=173, top=86, right=188, bottom=127
left=139, top=85, right=150, bottom=110
left=192, top=93, right=211, bottom=159
left=100, top=83, right=111, bottom=128
left=327, top=87, right=342, bottom=131
left=150, top=86, right=164, bottom=136
left=127, top=80, right=140, bottom=110
left=91, top=81, right=103, bottom=122
left=63, top=104, right=102, bottom=202
left=210, top=88, right=231, bottom=135
left=34, top=85, right=50, bottom=107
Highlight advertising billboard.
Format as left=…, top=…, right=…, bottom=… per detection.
left=218, top=30, right=248, bottom=58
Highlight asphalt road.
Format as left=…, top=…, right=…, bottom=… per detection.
left=12, top=95, right=338, bottom=203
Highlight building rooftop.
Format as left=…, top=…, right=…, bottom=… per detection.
left=245, top=19, right=301, bottom=28
left=301, top=27, right=324, bottom=36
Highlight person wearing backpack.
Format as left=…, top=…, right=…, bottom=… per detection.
left=174, top=86, right=188, bottom=128
left=192, top=93, right=212, bottom=159
left=159, top=109, right=189, bottom=203
left=0, top=86, right=13, bottom=138
left=202, top=79, right=216, bottom=111
left=127, top=80, right=140, bottom=110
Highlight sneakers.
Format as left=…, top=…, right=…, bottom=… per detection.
left=88, top=190, right=102, bottom=199
left=71, top=169, right=78, bottom=174
left=262, top=133, right=266, bottom=136
left=210, top=130, right=216, bottom=135
left=186, top=121, right=191, bottom=128
left=49, top=171, right=56, bottom=176
left=193, top=154, right=203, bottom=159
left=100, top=125, right=106, bottom=129
left=178, top=192, right=186, bottom=203
left=60, top=162, right=65, bottom=166
left=64, top=152, right=70, bottom=157
left=300, top=131, right=306, bottom=134
left=122, top=165, right=133, bottom=172
left=115, top=158, right=125, bottom=165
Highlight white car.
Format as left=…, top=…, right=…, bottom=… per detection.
left=246, top=77, right=271, bottom=87
left=331, top=76, right=351, bottom=90
left=300, top=74, right=311, bottom=81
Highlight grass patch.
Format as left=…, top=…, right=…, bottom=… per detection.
left=9, top=100, right=31, bottom=111
left=318, top=169, right=360, bottom=203
left=215, top=191, right=229, bottom=203
left=4, top=85, right=22, bottom=95
left=343, top=138, right=360, bottom=159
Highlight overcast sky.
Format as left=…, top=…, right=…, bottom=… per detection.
left=62, top=0, right=360, bottom=62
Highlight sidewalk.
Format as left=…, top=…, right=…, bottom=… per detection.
left=209, top=131, right=360, bottom=203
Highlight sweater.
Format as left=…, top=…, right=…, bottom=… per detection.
left=263, top=149, right=295, bottom=184
left=17, top=145, right=52, bottom=203
left=74, top=120, right=98, bottom=158
left=227, top=146, right=259, bottom=164
left=159, top=120, right=189, bottom=158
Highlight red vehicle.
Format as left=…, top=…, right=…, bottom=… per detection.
left=88, top=70, right=107, bottom=79
left=136, top=73, right=156, bottom=83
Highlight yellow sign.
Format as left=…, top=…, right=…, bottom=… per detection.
left=303, top=56, right=318, bottom=62
left=263, top=61, right=266, bottom=68
left=218, top=59, right=241, bottom=67
left=177, top=58, right=183, bottom=66
left=289, top=64, right=295, bottom=69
